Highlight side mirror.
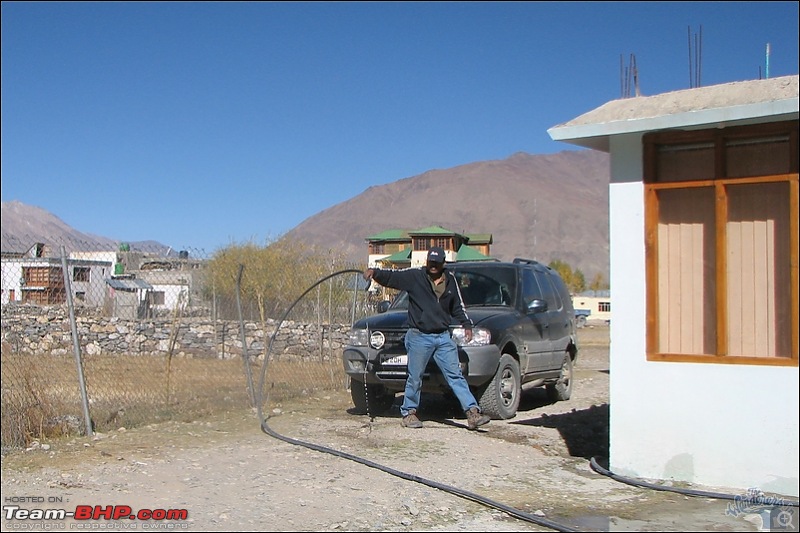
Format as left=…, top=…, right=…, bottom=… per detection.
left=527, top=299, right=548, bottom=314
left=377, top=300, right=392, bottom=313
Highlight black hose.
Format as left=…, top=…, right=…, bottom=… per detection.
left=255, top=270, right=799, bottom=532
left=256, top=269, right=579, bottom=532
left=590, top=457, right=799, bottom=507
left=260, top=419, right=578, bottom=532
left=255, top=268, right=364, bottom=422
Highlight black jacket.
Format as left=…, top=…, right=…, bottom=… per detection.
left=371, top=267, right=473, bottom=334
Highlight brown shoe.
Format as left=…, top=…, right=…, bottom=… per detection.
left=465, top=407, right=490, bottom=430
left=401, top=410, right=423, bottom=429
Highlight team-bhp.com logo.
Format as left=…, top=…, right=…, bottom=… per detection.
left=4, top=504, right=188, bottom=527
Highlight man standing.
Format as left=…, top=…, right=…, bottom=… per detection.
left=363, top=247, right=490, bottom=430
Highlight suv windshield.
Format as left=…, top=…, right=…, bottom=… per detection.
left=389, top=264, right=517, bottom=309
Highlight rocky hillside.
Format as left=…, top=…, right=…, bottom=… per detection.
left=2, top=149, right=610, bottom=279
left=0, top=201, right=169, bottom=257
left=286, top=149, right=610, bottom=280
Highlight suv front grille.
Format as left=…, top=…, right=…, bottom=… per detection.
left=370, top=329, right=406, bottom=351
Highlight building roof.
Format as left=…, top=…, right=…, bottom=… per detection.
left=408, top=225, right=457, bottom=236
left=455, top=244, right=495, bottom=262
left=105, top=278, right=153, bottom=291
left=548, top=75, right=799, bottom=151
left=377, top=247, right=412, bottom=265
left=365, top=229, right=410, bottom=241
left=367, top=226, right=495, bottom=242
left=465, top=233, right=493, bottom=244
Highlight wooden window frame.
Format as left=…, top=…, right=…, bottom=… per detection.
left=73, top=266, right=91, bottom=282
left=644, top=121, right=799, bottom=366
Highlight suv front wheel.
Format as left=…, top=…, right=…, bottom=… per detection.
left=476, top=353, right=521, bottom=420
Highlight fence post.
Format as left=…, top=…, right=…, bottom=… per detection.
left=235, top=264, right=256, bottom=407
left=60, top=246, right=93, bottom=437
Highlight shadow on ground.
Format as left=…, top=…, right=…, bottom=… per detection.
left=511, top=402, right=609, bottom=460
left=346, top=390, right=609, bottom=461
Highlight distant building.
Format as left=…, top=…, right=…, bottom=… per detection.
left=2, top=256, right=112, bottom=307
left=573, top=290, right=611, bottom=324
left=366, top=225, right=494, bottom=268
left=1, top=242, right=204, bottom=318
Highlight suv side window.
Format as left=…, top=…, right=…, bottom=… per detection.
left=534, top=271, right=561, bottom=311
left=548, top=272, right=572, bottom=311
left=521, top=268, right=542, bottom=307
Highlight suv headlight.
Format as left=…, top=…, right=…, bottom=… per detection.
left=452, top=327, right=491, bottom=346
left=348, top=328, right=369, bottom=347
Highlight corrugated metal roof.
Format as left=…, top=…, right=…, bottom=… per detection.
left=105, top=278, right=153, bottom=291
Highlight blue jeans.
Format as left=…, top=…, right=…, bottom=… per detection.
left=400, top=328, right=479, bottom=417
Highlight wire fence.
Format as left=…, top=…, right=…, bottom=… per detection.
left=1, top=236, right=378, bottom=449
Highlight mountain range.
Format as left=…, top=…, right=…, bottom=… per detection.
left=1, top=149, right=610, bottom=279
left=0, top=201, right=172, bottom=257
left=285, top=149, right=610, bottom=279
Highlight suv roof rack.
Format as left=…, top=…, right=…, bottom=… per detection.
left=512, top=257, right=542, bottom=266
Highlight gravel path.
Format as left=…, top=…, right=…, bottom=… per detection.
left=1, top=327, right=764, bottom=532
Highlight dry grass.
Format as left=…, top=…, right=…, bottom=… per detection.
left=1, top=350, right=347, bottom=448
left=2, top=326, right=609, bottom=449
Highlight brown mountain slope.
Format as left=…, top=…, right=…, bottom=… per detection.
left=286, top=149, right=610, bottom=280
left=0, top=200, right=168, bottom=256
left=1, top=200, right=117, bottom=252
left=2, top=150, right=610, bottom=279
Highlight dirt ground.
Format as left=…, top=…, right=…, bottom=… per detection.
left=0, top=326, right=778, bottom=532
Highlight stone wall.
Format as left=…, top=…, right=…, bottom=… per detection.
left=0, top=305, right=351, bottom=361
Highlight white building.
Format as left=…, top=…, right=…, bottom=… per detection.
left=573, top=291, right=611, bottom=324
left=2, top=256, right=112, bottom=308
left=549, top=75, right=798, bottom=497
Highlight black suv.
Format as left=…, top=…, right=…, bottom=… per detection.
left=342, top=258, right=578, bottom=419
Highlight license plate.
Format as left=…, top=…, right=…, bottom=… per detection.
left=383, top=355, right=408, bottom=366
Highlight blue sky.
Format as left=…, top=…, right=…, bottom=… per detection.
left=2, top=2, right=798, bottom=254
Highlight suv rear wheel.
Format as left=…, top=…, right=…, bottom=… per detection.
left=350, top=379, right=395, bottom=415
left=477, top=353, right=521, bottom=420
left=546, top=351, right=574, bottom=402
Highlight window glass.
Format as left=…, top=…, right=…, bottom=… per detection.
left=521, top=269, right=542, bottom=307
left=536, top=272, right=561, bottom=311
left=73, top=267, right=90, bottom=282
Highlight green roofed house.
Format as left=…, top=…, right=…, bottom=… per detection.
left=462, top=233, right=493, bottom=258
left=455, top=244, right=495, bottom=262
left=375, top=247, right=412, bottom=269
left=366, top=226, right=493, bottom=268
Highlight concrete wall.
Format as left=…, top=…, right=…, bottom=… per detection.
left=608, top=134, right=799, bottom=498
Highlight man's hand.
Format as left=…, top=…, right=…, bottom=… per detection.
left=363, top=268, right=374, bottom=281
left=463, top=328, right=473, bottom=344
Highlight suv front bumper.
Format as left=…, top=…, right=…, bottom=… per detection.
left=343, top=344, right=502, bottom=391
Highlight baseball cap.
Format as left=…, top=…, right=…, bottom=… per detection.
left=427, top=247, right=446, bottom=263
